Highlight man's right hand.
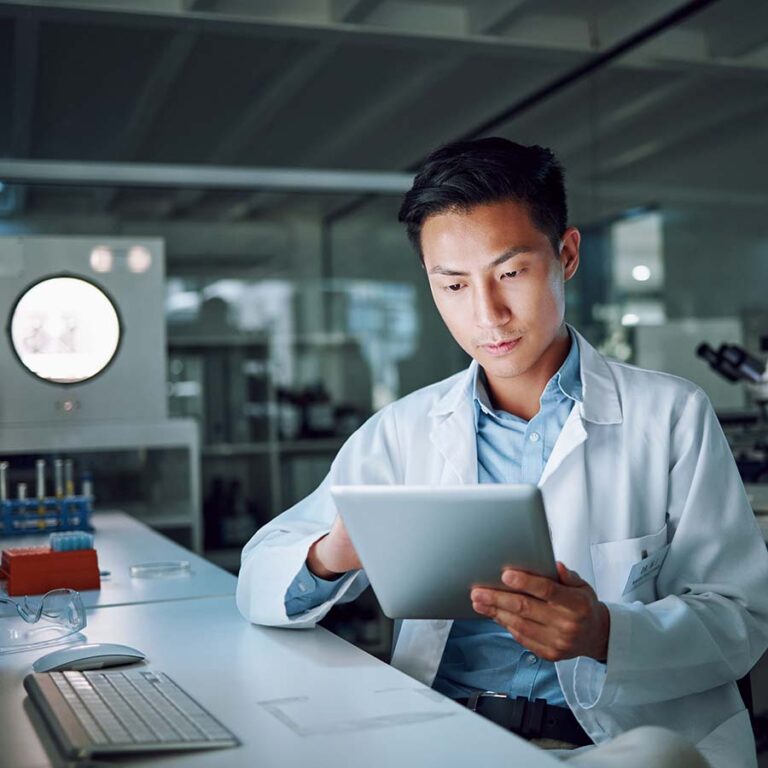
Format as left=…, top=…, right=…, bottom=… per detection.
left=306, top=515, right=363, bottom=579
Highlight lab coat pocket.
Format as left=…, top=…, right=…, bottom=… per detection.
left=590, top=524, right=669, bottom=604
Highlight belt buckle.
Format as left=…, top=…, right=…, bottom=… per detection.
left=466, top=690, right=507, bottom=713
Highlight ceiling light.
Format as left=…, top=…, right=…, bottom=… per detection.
left=90, top=246, right=113, bottom=273
left=631, top=265, right=652, bottom=282
left=127, top=245, right=152, bottom=273
left=621, top=313, right=640, bottom=326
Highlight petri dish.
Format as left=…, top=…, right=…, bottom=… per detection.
left=129, top=561, right=191, bottom=579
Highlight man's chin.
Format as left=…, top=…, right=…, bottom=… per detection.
left=478, top=355, right=529, bottom=380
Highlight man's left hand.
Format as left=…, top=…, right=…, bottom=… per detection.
left=471, top=562, right=610, bottom=662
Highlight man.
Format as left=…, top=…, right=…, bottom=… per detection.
left=237, top=138, right=768, bottom=767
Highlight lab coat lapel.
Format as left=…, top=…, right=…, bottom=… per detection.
left=539, top=329, right=623, bottom=581
left=428, top=363, right=478, bottom=485
left=539, top=406, right=587, bottom=487
left=540, top=328, right=623, bottom=487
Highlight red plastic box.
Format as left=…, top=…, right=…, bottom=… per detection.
left=0, top=546, right=100, bottom=596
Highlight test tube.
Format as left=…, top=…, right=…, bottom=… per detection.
left=82, top=471, right=93, bottom=499
left=0, top=461, right=8, bottom=503
left=54, top=459, right=64, bottom=499
left=64, top=459, right=75, bottom=497
left=36, top=459, right=46, bottom=500
left=18, top=482, right=27, bottom=500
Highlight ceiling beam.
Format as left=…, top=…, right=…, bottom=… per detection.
left=222, top=53, right=463, bottom=221
left=318, top=0, right=726, bottom=227
left=331, top=0, right=383, bottom=24
left=599, top=89, right=768, bottom=174
left=95, top=28, right=197, bottom=211
left=220, top=0, right=545, bottom=222
left=541, top=75, right=699, bottom=165
left=168, top=41, right=336, bottom=217
left=468, top=0, right=529, bottom=36
left=454, top=0, right=724, bottom=142
left=0, top=158, right=414, bottom=193
left=596, top=0, right=682, bottom=49
left=0, top=1, right=588, bottom=64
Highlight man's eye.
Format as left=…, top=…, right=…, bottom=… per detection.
left=446, top=284, right=462, bottom=292
left=502, top=270, right=518, bottom=279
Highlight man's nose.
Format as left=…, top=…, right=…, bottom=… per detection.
left=473, top=285, right=511, bottom=329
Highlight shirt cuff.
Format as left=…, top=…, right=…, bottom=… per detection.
left=284, top=561, right=348, bottom=617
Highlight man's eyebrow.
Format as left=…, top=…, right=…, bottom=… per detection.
left=427, top=247, right=532, bottom=276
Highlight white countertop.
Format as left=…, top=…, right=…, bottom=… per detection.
left=0, top=596, right=560, bottom=768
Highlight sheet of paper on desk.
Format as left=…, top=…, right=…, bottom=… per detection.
left=259, top=687, right=457, bottom=737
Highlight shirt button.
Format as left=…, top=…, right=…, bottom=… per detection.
left=298, top=582, right=308, bottom=593
left=525, top=653, right=538, bottom=665
left=529, top=432, right=540, bottom=443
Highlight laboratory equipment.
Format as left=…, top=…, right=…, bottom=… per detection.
left=129, top=561, right=191, bottom=579
left=0, top=236, right=166, bottom=426
left=24, top=669, right=239, bottom=757
left=33, top=642, right=146, bottom=673
left=697, top=342, right=767, bottom=387
left=0, top=458, right=93, bottom=537
left=0, top=588, right=86, bottom=652
left=1, top=533, right=100, bottom=596
left=54, top=459, right=64, bottom=499
left=697, top=339, right=768, bottom=483
left=0, top=236, right=201, bottom=552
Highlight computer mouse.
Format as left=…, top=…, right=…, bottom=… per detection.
left=33, top=643, right=146, bottom=673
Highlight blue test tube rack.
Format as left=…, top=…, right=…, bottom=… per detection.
left=0, top=495, right=94, bottom=536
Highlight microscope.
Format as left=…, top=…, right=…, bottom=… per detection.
left=697, top=341, right=768, bottom=483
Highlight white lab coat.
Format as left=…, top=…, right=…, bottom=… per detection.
left=237, top=328, right=768, bottom=768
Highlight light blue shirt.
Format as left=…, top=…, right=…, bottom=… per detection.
left=432, top=333, right=582, bottom=705
left=286, top=334, right=583, bottom=709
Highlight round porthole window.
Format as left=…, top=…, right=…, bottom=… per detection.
left=8, top=276, right=121, bottom=385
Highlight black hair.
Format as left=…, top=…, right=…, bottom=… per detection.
left=398, top=137, right=567, bottom=262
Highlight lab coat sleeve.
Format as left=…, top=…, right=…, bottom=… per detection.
left=236, top=405, right=402, bottom=628
left=573, top=389, right=768, bottom=708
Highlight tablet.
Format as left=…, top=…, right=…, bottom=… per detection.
left=330, top=484, right=556, bottom=620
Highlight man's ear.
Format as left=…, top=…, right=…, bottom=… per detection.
left=559, top=227, right=580, bottom=281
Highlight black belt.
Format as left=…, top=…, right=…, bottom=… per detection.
left=457, top=693, right=592, bottom=747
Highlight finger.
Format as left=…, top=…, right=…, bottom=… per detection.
left=475, top=604, right=566, bottom=659
left=472, top=588, right=570, bottom=629
left=556, top=561, right=587, bottom=587
left=500, top=569, right=567, bottom=604
left=508, top=627, right=568, bottom=663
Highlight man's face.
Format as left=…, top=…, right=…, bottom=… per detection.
left=420, top=199, right=580, bottom=383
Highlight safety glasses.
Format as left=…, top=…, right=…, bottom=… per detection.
left=0, top=588, right=86, bottom=653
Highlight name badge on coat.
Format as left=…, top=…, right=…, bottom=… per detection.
left=622, top=543, right=671, bottom=597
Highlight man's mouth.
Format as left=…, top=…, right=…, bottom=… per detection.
left=481, top=337, right=522, bottom=356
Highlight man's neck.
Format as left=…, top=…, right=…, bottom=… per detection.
left=483, top=328, right=571, bottom=421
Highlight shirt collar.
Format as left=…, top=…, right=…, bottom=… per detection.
left=472, top=329, right=583, bottom=422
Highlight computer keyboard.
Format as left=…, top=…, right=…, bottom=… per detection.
left=24, top=668, right=239, bottom=758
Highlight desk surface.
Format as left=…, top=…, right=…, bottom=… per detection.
left=0, top=512, right=236, bottom=608
left=0, top=596, right=560, bottom=768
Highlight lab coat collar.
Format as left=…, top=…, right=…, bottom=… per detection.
left=571, top=326, right=623, bottom=425
left=427, top=325, right=622, bottom=426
